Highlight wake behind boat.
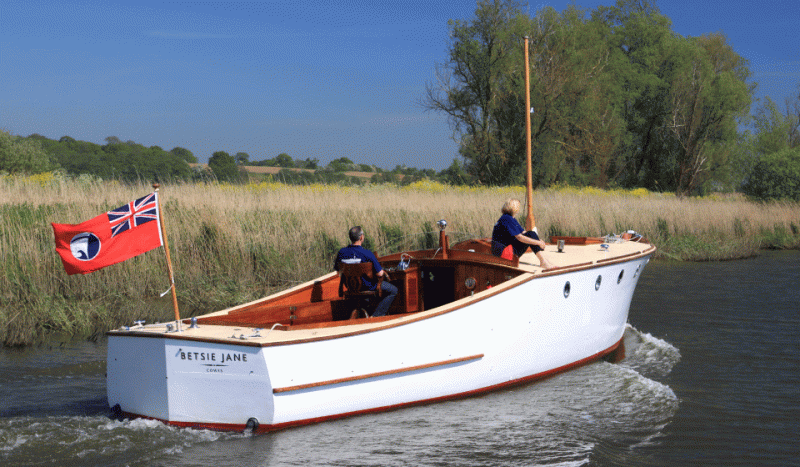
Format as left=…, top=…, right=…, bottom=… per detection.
left=106, top=229, right=654, bottom=432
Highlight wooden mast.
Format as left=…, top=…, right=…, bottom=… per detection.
left=523, top=36, right=535, bottom=231
left=153, top=183, right=181, bottom=327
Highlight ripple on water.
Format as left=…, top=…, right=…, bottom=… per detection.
left=0, top=414, right=245, bottom=467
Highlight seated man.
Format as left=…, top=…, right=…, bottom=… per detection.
left=334, top=226, right=398, bottom=317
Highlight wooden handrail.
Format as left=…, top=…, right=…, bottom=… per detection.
left=273, top=354, right=484, bottom=394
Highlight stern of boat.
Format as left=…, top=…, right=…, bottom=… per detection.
left=107, top=335, right=170, bottom=421
left=107, top=334, right=275, bottom=430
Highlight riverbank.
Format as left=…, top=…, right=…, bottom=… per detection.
left=2, top=175, right=799, bottom=346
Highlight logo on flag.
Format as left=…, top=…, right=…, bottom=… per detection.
left=52, top=192, right=164, bottom=275
left=69, top=232, right=101, bottom=261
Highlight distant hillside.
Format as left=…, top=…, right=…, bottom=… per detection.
left=190, top=164, right=398, bottom=181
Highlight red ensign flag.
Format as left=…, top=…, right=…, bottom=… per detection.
left=52, top=192, right=164, bottom=275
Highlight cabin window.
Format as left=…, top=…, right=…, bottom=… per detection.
left=617, top=270, right=624, bottom=284
left=563, top=281, right=571, bottom=298
left=595, top=275, right=602, bottom=291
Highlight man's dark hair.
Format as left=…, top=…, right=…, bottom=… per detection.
left=348, top=226, right=364, bottom=243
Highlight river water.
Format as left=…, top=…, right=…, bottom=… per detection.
left=1, top=251, right=798, bottom=466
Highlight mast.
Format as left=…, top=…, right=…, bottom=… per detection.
left=153, top=183, right=181, bottom=328
left=524, top=36, right=535, bottom=231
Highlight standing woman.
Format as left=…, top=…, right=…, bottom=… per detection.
left=491, top=198, right=554, bottom=270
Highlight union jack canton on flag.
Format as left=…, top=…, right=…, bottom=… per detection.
left=108, top=192, right=159, bottom=237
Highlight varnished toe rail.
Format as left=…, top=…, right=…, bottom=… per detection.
left=272, top=353, right=484, bottom=394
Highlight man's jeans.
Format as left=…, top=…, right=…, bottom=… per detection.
left=372, top=281, right=398, bottom=317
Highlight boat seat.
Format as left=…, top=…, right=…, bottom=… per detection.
left=338, top=262, right=383, bottom=319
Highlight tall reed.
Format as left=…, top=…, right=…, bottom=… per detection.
left=2, top=174, right=799, bottom=345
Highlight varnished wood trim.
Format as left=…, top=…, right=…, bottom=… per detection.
left=105, top=330, right=265, bottom=346
left=108, top=246, right=656, bottom=348
left=596, top=250, right=646, bottom=263
left=593, top=245, right=655, bottom=266
left=272, top=354, right=484, bottom=394
left=539, top=261, right=594, bottom=271
left=549, top=236, right=605, bottom=245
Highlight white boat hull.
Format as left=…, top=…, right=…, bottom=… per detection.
left=107, top=252, right=651, bottom=432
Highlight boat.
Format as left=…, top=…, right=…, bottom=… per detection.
left=105, top=37, right=656, bottom=432
left=106, top=228, right=655, bottom=432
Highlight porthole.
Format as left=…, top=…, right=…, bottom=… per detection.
left=464, top=277, right=476, bottom=290
left=563, top=281, right=571, bottom=298
left=617, top=270, right=624, bottom=284
left=595, top=275, right=602, bottom=291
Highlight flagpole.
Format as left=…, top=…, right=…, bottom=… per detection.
left=524, top=36, right=535, bottom=231
left=152, top=183, right=181, bottom=329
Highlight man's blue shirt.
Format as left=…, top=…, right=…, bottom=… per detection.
left=334, top=245, right=383, bottom=290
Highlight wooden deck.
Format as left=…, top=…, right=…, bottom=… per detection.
left=106, top=238, right=655, bottom=347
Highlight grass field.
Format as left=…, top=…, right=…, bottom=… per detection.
left=2, top=173, right=799, bottom=345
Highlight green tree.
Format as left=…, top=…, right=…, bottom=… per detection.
left=789, top=85, right=800, bottom=148
left=753, top=95, right=800, bottom=155
left=299, top=158, right=318, bottom=169
left=0, top=130, right=55, bottom=174
left=327, top=157, right=355, bottom=172
left=96, top=139, right=190, bottom=182
left=425, top=0, right=528, bottom=185
left=439, top=158, right=473, bottom=185
left=593, top=0, right=676, bottom=190
left=742, top=147, right=800, bottom=200
left=234, top=152, right=250, bottom=165
left=426, top=1, right=629, bottom=187
left=370, top=172, right=400, bottom=183
left=208, top=151, right=239, bottom=182
left=47, top=137, right=104, bottom=177
left=592, top=1, right=752, bottom=195
left=171, top=147, right=197, bottom=163
left=274, top=153, right=293, bottom=167
left=530, top=5, right=628, bottom=187
left=147, top=145, right=192, bottom=181
left=664, top=33, right=752, bottom=196
left=737, top=87, right=800, bottom=195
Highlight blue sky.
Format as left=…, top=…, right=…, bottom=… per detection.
left=2, top=0, right=798, bottom=171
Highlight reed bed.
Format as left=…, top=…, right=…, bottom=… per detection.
left=2, top=174, right=799, bottom=345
